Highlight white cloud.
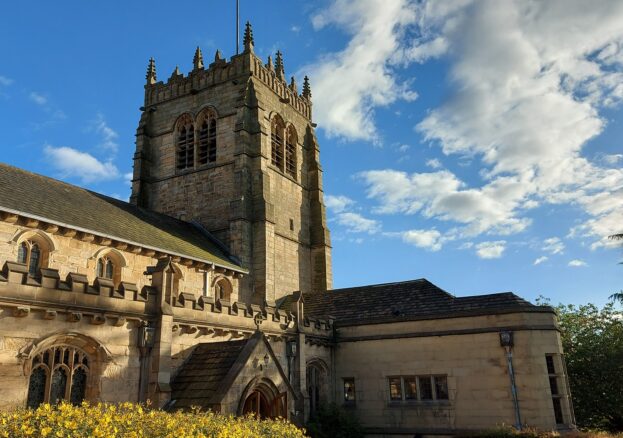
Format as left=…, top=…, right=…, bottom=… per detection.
left=425, top=158, right=442, bottom=169
left=336, top=212, right=380, bottom=234
left=533, top=256, right=548, bottom=265
left=43, top=145, right=119, bottom=183
left=124, top=172, right=133, bottom=186
left=398, top=144, right=410, bottom=153
left=29, top=92, right=47, bottom=106
left=0, top=76, right=13, bottom=86
left=93, top=113, right=119, bottom=152
left=475, top=240, right=506, bottom=259
left=542, top=237, right=565, bottom=255
left=325, top=194, right=356, bottom=213
left=400, top=229, right=443, bottom=251
left=304, top=0, right=418, bottom=142
left=603, top=154, right=623, bottom=165
left=290, top=25, right=301, bottom=33
left=568, top=259, right=587, bottom=267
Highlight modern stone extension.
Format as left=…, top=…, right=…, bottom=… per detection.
left=0, top=22, right=574, bottom=437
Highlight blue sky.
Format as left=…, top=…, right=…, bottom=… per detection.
left=1, top=0, right=622, bottom=306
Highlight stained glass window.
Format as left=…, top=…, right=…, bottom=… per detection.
left=26, top=367, right=47, bottom=409
left=50, top=368, right=68, bottom=404
left=70, top=368, right=87, bottom=405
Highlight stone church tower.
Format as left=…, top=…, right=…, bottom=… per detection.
left=130, top=23, right=332, bottom=305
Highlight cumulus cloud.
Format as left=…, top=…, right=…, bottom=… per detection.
left=29, top=92, right=47, bottom=106
left=336, top=212, right=380, bottom=234
left=568, top=259, right=587, bottom=267
left=400, top=229, right=443, bottom=251
left=304, top=0, right=417, bottom=142
left=534, top=256, right=548, bottom=265
left=325, top=194, right=356, bottom=213
left=542, top=237, right=565, bottom=255
left=312, top=0, right=623, bottom=248
left=475, top=241, right=506, bottom=259
left=43, top=145, right=119, bottom=183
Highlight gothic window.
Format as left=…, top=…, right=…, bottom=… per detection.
left=96, top=256, right=114, bottom=279
left=198, top=111, right=217, bottom=165
left=271, top=116, right=285, bottom=171
left=285, top=126, right=297, bottom=179
left=26, top=346, right=90, bottom=409
left=176, top=115, right=195, bottom=170
left=17, top=240, right=43, bottom=277
left=307, top=363, right=324, bottom=416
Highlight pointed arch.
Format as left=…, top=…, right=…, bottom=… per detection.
left=12, top=229, right=55, bottom=277
left=285, top=125, right=298, bottom=179
left=92, top=248, right=127, bottom=286
left=211, top=275, right=233, bottom=301
left=196, top=107, right=218, bottom=165
left=175, top=113, right=195, bottom=170
left=270, top=114, right=286, bottom=171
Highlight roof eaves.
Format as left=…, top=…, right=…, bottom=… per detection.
left=0, top=205, right=248, bottom=274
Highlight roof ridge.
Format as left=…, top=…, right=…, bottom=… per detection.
left=325, top=278, right=429, bottom=293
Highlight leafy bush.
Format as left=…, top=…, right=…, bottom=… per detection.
left=0, top=401, right=307, bottom=438
left=457, top=425, right=623, bottom=438
left=305, top=403, right=364, bottom=438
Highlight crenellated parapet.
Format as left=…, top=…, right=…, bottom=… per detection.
left=143, top=22, right=313, bottom=121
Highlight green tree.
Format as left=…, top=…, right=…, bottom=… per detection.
left=554, top=301, right=623, bottom=431
left=609, top=233, right=623, bottom=304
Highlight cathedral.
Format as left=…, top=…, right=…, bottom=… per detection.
left=0, top=23, right=574, bottom=436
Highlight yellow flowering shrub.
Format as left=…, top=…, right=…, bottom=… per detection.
left=0, top=402, right=308, bottom=438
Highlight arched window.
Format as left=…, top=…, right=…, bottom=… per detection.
left=198, top=111, right=217, bottom=165
left=176, top=115, right=195, bottom=170
left=96, top=256, right=115, bottom=280
left=271, top=116, right=285, bottom=171
left=285, top=126, right=297, bottom=179
left=307, top=360, right=329, bottom=417
left=214, top=278, right=232, bottom=301
left=17, top=240, right=43, bottom=277
left=26, top=346, right=90, bottom=409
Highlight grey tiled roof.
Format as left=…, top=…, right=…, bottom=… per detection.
left=170, top=339, right=247, bottom=410
left=0, top=163, right=242, bottom=270
left=303, top=279, right=550, bottom=326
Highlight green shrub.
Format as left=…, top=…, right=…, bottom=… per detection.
left=305, top=403, right=364, bottom=438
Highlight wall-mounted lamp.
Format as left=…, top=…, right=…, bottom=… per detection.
left=139, top=323, right=156, bottom=349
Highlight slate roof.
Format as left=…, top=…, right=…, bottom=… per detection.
left=0, top=163, right=242, bottom=270
left=170, top=339, right=248, bottom=410
left=303, top=279, right=552, bottom=326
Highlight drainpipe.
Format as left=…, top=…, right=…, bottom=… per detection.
left=500, top=331, right=522, bottom=430
left=138, top=322, right=156, bottom=403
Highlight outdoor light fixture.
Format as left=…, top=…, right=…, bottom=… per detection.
left=139, top=323, right=156, bottom=349
left=287, top=340, right=297, bottom=357
left=499, top=331, right=514, bottom=347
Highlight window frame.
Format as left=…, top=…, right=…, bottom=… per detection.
left=546, top=354, right=566, bottom=425
left=16, top=239, right=44, bottom=277
left=387, top=375, right=450, bottom=404
left=343, top=377, right=356, bottom=405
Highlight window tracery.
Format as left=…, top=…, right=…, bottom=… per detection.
left=198, top=110, right=217, bottom=165
left=96, top=256, right=115, bottom=279
left=271, top=115, right=285, bottom=171
left=285, top=126, right=297, bottom=179
left=26, top=346, right=90, bottom=408
left=17, top=240, right=44, bottom=277
left=176, top=114, right=195, bottom=170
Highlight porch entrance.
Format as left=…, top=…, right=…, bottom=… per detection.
left=242, top=389, right=287, bottom=419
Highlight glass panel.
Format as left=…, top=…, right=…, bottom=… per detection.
left=546, top=355, right=556, bottom=374
left=552, top=397, right=564, bottom=424
left=70, top=368, right=87, bottom=405
left=105, top=260, right=114, bottom=279
left=28, top=244, right=40, bottom=276
left=343, top=378, right=356, bottom=402
left=26, top=367, right=47, bottom=409
left=63, top=349, right=70, bottom=365
left=54, top=348, right=61, bottom=366
left=50, top=367, right=68, bottom=404
left=434, top=376, right=449, bottom=400
left=96, top=259, right=104, bottom=278
left=418, top=376, right=433, bottom=400
left=388, top=377, right=402, bottom=401
left=404, top=377, right=417, bottom=400
left=17, top=242, right=28, bottom=264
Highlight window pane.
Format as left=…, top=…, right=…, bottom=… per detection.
left=434, top=376, right=449, bottom=400
left=96, top=259, right=104, bottom=278
left=545, top=355, right=556, bottom=374
left=418, top=376, right=433, bottom=400
left=404, top=377, right=417, bottom=400
left=388, top=377, right=402, bottom=401
left=26, top=367, right=47, bottom=409
left=343, top=378, right=356, bottom=402
left=105, top=260, right=114, bottom=279
left=70, top=367, right=87, bottom=405
left=17, top=242, right=28, bottom=264
left=28, top=244, right=40, bottom=276
left=50, top=367, right=68, bottom=404
left=549, top=377, right=559, bottom=395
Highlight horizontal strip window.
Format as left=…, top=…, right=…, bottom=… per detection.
left=388, top=375, right=448, bottom=402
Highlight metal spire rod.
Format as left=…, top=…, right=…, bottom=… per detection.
left=236, top=0, right=240, bottom=54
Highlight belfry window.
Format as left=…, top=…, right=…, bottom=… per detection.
left=285, top=126, right=297, bottom=179
left=198, top=112, right=217, bottom=165
left=271, top=116, right=285, bottom=171
left=17, top=240, right=42, bottom=277
left=176, top=116, right=195, bottom=170
left=26, top=346, right=90, bottom=409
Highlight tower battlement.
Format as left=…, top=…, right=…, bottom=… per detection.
left=143, top=22, right=313, bottom=121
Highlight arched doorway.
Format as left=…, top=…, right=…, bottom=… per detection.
left=307, top=359, right=329, bottom=417
left=239, top=379, right=287, bottom=419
